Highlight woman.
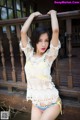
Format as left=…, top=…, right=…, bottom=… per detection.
left=20, top=10, right=62, bottom=120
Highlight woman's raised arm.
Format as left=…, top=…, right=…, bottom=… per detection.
left=47, top=10, right=59, bottom=47
left=21, top=12, right=42, bottom=48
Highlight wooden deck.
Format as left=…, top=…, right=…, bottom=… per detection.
left=0, top=87, right=80, bottom=120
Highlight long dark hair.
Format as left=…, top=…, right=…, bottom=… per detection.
left=30, top=26, right=51, bottom=52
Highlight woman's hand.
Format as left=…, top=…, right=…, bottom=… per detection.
left=32, top=12, right=42, bottom=18
left=47, top=10, right=57, bottom=15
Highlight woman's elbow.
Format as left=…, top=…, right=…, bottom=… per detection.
left=52, top=29, right=59, bottom=33
left=20, top=29, right=26, bottom=35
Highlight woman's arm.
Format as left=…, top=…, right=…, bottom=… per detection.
left=48, top=10, right=59, bottom=47
left=21, top=12, right=41, bottom=48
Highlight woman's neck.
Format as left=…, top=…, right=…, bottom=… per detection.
left=34, top=52, right=43, bottom=58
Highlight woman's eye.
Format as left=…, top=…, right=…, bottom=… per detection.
left=39, top=39, right=42, bottom=42
left=39, top=39, right=49, bottom=42
left=45, top=39, right=49, bottom=42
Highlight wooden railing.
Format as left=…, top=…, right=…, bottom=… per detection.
left=0, top=10, right=80, bottom=102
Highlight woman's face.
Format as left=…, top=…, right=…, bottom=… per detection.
left=36, top=33, right=49, bottom=55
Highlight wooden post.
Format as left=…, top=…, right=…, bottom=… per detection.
left=6, top=26, right=16, bottom=83
left=0, top=27, right=7, bottom=81
left=55, top=58, right=60, bottom=87
left=16, top=25, right=25, bottom=83
left=66, top=19, right=73, bottom=88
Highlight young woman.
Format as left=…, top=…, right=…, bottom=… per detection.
left=20, top=10, right=62, bottom=120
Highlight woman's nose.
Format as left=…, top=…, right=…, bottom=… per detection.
left=42, top=42, right=45, bottom=46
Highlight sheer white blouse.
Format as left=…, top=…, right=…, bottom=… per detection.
left=19, top=37, right=61, bottom=106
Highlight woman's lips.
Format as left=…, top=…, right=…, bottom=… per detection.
left=41, top=48, right=46, bottom=51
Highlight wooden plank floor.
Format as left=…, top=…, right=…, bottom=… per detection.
left=0, top=91, right=80, bottom=120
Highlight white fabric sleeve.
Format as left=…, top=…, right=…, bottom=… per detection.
left=45, top=40, right=61, bottom=66
left=19, top=37, right=33, bottom=58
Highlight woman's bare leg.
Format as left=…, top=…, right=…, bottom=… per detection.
left=31, top=104, right=43, bottom=120
left=40, top=104, right=61, bottom=120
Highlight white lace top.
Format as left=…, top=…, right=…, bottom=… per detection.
left=19, top=37, right=61, bottom=106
